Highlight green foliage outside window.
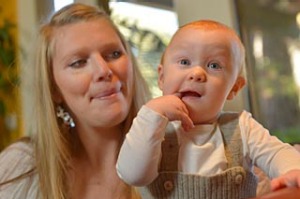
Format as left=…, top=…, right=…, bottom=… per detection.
left=0, top=19, right=20, bottom=151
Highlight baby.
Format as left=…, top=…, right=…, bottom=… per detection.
left=117, top=19, right=300, bottom=198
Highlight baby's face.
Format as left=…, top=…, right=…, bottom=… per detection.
left=158, top=27, right=244, bottom=124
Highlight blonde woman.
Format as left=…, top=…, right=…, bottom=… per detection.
left=0, top=3, right=150, bottom=199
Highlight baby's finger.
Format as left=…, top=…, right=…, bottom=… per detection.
left=271, top=178, right=291, bottom=191
left=174, top=96, right=190, bottom=115
left=180, top=112, right=194, bottom=131
left=270, top=179, right=283, bottom=191
left=173, top=92, right=182, bottom=99
left=297, top=177, right=300, bottom=187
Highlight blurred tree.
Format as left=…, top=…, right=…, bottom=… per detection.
left=0, top=1, right=21, bottom=151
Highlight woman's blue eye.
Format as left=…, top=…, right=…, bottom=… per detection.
left=68, top=59, right=87, bottom=68
left=107, top=50, right=122, bottom=60
left=113, top=51, right=121, bottom=58
left=207, top=62, right=222, bottom=69
left=180, top=59, right=190, bottom=65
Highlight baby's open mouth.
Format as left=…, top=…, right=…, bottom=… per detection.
left=181, top=91, right=201, bottom=98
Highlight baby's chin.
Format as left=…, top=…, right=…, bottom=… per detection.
left=189, top=112, right=219, bottom=125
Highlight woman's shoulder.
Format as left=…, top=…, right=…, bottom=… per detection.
left=0, top=138, right=39, bottom=198
left=0, top=137, right=34, bottom=158
left=0, top=138, right=35, bottom=178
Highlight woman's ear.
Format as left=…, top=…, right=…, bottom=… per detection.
left=227, top=76, right=246, bottom=100
left=157, top=64, right=164, bottom=91
left=53, top=88, right=63, bottom=104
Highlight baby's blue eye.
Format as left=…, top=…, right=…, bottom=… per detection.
left=180, top=59, right=190, bottom=65
left=207, top=62, right=222, bottom=69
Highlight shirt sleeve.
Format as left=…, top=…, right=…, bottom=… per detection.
left=240, top=111, right=300, bottom=179
left=0, top=141, right=38, bottom=198
left=116, top=105, right=168, bottom=186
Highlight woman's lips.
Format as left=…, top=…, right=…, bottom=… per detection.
left=96, top=90, right=118, bottom=99
left=92, top=86, right=121, bottom=100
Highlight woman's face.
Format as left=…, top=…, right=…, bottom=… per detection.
left=52, top=19, right=133, bottom=130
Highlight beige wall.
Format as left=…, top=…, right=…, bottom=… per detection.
left=174, top=0, right=237, bottom=28
left=18, top=0, right=38, bottom=134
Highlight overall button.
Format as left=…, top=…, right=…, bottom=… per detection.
left=163, top=180, right=174, bottom=191
left=235, top=173, right=243, bottom=185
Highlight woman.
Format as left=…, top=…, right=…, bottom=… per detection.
left=0, top=3, right=150, bottom=199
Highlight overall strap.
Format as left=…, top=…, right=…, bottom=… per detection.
left=218, top=112, right=243, bottom=168
left=159, top=123, right=179, bottom=171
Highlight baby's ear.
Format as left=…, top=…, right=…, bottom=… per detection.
left=227, top=76, right=246, bottom=100
left=157, top=64, right=164, bottom=90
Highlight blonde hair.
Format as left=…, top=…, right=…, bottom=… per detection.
left=30, top=3, right=150, bottom=199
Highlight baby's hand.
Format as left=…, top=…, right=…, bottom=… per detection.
left=145, top=95, right=194, bottom=131
left=271, top=169, right=300, bottom=191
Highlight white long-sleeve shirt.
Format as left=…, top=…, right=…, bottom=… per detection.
left=116, top=106, right=300, bottom=186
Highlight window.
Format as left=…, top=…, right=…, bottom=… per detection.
left=54, top=0, right=74, bottom=11
left=109, top=1, right=178, bottom=97
left=236, top=0, right=300, bottom=143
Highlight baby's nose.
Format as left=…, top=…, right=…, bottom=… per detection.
left=188, top=67, right=206, bottom=82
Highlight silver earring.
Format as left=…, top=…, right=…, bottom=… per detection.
left=56, top=105, right=75, bottom=128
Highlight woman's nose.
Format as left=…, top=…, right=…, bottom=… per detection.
left=188, top=67, right=206, bottom=82
left=92, top=55, right=112, bottom=81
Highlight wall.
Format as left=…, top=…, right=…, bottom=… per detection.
left=17, top=0, right=39, bottom=134
left=174, top=0, right=237, bottom=28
